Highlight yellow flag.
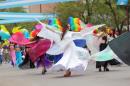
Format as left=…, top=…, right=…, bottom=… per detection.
left=0, top=25, right=10, bottom=34
left=12, top=26, right=21, bottom=33
left=2, top=40, right=10, bottom=46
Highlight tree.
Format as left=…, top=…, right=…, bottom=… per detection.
left=105, top=0, right=127, bottom=34
left=55, top=0, right=127, bottom=34
left=55, top=2, right=84, bottom=26
left=55, top=0, right=95, bottom=24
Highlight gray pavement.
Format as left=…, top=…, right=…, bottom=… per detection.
left=0, top=63, right=130, bottom=86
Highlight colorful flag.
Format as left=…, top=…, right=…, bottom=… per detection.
left=27, top=39, right=52, bottom=62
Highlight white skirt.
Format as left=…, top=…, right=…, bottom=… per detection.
left=50, top=41, right=90, bottom=72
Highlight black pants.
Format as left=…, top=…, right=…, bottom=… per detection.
left=96, top=61, right=109, bottom=71
left=19, top=56, right=35, bottom=68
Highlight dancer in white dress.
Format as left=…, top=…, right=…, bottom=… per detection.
left=38, top=24, right=91, bottom=77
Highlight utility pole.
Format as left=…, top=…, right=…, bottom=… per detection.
left=40, top=4, right=42, bottom=13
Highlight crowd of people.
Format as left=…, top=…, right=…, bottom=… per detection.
left=0, top=24, right=122, bottom=77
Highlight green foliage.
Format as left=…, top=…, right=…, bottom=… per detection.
left=55, top=0, right=127, bottom=32
left=55, top=2, right=84, bottom=26
left=0, top=0, right=128, bottom=33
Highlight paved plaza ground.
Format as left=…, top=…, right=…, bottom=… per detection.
left=0, top=63, right=130, bottom=86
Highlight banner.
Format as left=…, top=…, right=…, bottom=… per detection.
left=117, top=0, right=128, bottom=5
left=0, top=12, right=56, bottom=19
left=0, top=18, right=46, bottom=24
left=0, top=0, right=78, bottom=9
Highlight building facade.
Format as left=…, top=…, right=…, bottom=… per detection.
left=27, top=3, right=57, bottom=13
